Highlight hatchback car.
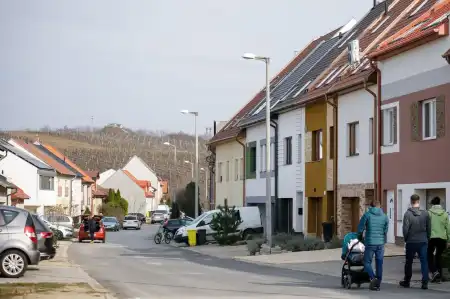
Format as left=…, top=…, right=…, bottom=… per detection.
left=163, top=217, right=194, bottom=234
left=102, top=216, right=120, bottom=231
left=0, top=206, right=41, bottom=278
left=150, top=210, right=169, bottom=224
left=78, top=215, right=105, bottom=243
left=123, top=215, right=141, bottom=230
left=32, top=214, right=56, bottom=261
left=128, top=212, right=146, bottom=224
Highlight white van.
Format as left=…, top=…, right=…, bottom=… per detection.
left=174, top=206, right=263, bottom=244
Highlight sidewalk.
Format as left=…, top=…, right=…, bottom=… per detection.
left=0, top=241, right=116, bottom=299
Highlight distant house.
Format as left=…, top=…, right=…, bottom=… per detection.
left=99, top=169, right=148, bottom=214
left=0, top=175, right=29, bottom=207
left=0, top=139, right=56, bottom=214
left=98, top=169, right=116, bottom=185
left=122, top=155, right=160, bottom=211
left=86, top=170, right=108, bottom=214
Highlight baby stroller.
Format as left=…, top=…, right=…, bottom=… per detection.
left=341, top=232, right=371, bottom=289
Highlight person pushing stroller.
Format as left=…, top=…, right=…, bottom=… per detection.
left=357, top=200, right=389, bottom=291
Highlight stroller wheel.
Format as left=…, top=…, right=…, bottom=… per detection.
left=343, top=275, right=351, bottom=289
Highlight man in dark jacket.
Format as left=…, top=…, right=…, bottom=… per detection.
left=400, top=194, right=431, bottom=289
left=87, top=215, right=97, bottom=243
left=357, top=200, right=388, bottom=291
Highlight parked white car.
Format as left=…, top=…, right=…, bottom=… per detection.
left=40, top=214, right=73, bottom=228
left=174, top=206, right=263, bottom=244
left=123, top=215, right=141, bottom=230
left=41, top=218, right=73, bottom=240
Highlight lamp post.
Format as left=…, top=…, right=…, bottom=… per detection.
left=184, top=160, right=194, bottom=179
left=200, top=167, right=208, bottom=206
left=181, top=109, right=199, bottom=218
left=242, top=52, right=272, bottom=248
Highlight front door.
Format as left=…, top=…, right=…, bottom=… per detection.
left=387, top=190, right=395, bottom=243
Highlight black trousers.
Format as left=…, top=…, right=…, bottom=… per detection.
left=428, top=238, right=447, bottom=275
left=90, top=232, right=95, bottom=241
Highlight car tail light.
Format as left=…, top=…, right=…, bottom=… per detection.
left=24, top=226, right=38, bottom=244
left=40, top=231, right=53, bottom=239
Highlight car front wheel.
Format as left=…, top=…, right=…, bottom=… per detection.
left=0, top=250, right=28, bottom=278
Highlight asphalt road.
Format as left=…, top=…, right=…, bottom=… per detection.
left=69, top=225, right=449, bottom=299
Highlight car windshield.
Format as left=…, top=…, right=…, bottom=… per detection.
left=189, top=213, right=208, bottom=226
left=124, top=216, right=136, bottom=220
left=155, top=210, right=166, bottom=214
left=103, top=217, right=116, bottom=222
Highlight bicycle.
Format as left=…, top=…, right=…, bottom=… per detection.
left=154, top=224, right=173, bottom=244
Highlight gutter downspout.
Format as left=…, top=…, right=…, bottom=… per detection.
left=370, top=61, right=382, bottom=207
left=236, top=136, right=246, bottom=206
left=325, top=94, right=338, bottom=237
left=363, top=78, right=378, bottom=204
left=270, top=120, right=279, bottom=233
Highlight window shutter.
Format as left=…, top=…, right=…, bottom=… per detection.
left=393, top=107, right=398, bottom=144
left=411, top=101, right=420, bottom=141
left=436, top=95, right=446, bottom=138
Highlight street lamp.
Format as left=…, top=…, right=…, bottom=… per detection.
left=184, top=160, right=194, bottom=179
left=181, top=110, right=199, bottom=218
left=242, top=52, right=272, bottom=248
left=200, top=167, right=208, bottom=206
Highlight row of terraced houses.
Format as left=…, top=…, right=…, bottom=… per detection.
left=208, top=0, right=450, bottom=244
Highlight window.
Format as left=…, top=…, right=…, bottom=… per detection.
left=40, top=176, right=54, bottom=190
left=422, top=98, right=436, bottom=140
left=297, top=134, right=302, bottom=163
left=240, top=157, right=244, bottom=180
left=58, top=182, right=62, bottom=197
left=369, top=118, right=374, bottom=154
left=226, top=161, right=230, bottom=182
left=65, top=180, right=69, bottom=197
left=1, top=209, right=19, bottom=225
left=260, top=143, right=266, bottom=171
left=246, top=143, right=257, bottom=179
left=312, top=130, right=323, bottom=161
left=382, top=107, right=397, bottom=146
left=218, top=162, right=223, bottom=182
left=284, top=137, right=292, bottom=165
left=271, top=142, right=275, bottom=170
left=348, top=122, right=359, bottom=156
left=329, top=126, right=335, bottom=159
left=234, top=158, right=239, bottom=181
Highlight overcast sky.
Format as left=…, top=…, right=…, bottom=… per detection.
left=0, top=0, right=371, bottom=135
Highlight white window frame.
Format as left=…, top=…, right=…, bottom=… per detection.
left=297, top=134, right=302, bottom=164
left=382, top=107, right=397, bottom=146
left=422, top=98, right=436, bottom=140
left=218, top=162, right=223, bottom=183
left=260, top=144, right=266, bottom=172
left=284, top=136, right=292, bottom=165
left=234, top=158, right=239, bottom=181
left=240, top=157, right=244, bottom=180
left=397, top=189, right=403, bottom=222
left=347, top=122, right=359, bottom=156
left=226, top=161, right=230, bottom=182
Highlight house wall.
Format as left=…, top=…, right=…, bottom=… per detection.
left=55, top=176, right=72, bottom=207
left=245, top=123, right=276, bottom=202
left=277, top=108, right=305, bottom=232
left=98, top=169, right=116, bottom=185
left=379, top=35, right=450, bottom=240
left=71, top=178, right=83, bottom=216
left=0, top=152, right=53, bottom=214
left=123, top=157, right=160, bottom=204
left=336, top=87, right=376, bottom=236
left=100, top=170, right=147, bottom=214
left=214, top=138, right=245, bottom=208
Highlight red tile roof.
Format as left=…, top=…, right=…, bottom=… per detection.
left=92, top=185, right=108, bottom=198
left=13, top=139, right=76, bottom=176
left=208, top=27, right=342, bottom=145
left=11, top=187, right=30, bottom=200
left=85, top=170, right=100, bottom=180
left=122, top=170, right=154, bottom=198
left=370, top=0, right=450, bottom=59
left=41, top=144, right=94, bottom=183
left=283, top=0, right=439, bottom=109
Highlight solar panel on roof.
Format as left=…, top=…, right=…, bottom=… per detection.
left=0, top=139, right=52, bottom=170
left=325, top=65, right=348, bottom=85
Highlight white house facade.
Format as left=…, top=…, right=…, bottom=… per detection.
left=0, top=140, right=56, bottom=214
left=336, top=86, right=376, bottom=237
left=100, top=169, right=147, bottom=214
left=98, top=169, right=116, bottom=185
left=277, top=107, right=306, bottom=233
left=214, top=139, right=245, bottom=208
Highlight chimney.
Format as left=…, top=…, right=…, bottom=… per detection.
left=384, top=0, right=388, bottom=15
left=373, top=0, right=377, bottom=7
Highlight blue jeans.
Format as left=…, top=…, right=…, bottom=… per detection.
left=364, top=245, right=384, bottom=281
left=405, top=242, right=428, bottom=282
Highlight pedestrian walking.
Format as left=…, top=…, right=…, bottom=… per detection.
left=400, top=194, right=431, bottom=289
left=427, top=196, right=450, bottom=283
left=357, top=200, right=389, bottom=291
left=88, top=215, right=97, bottom=244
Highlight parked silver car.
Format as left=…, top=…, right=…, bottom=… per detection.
left=0, top=206, right=41, bottom=278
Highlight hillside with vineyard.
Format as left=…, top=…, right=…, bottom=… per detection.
left=0, top=125, right=212, bottom=205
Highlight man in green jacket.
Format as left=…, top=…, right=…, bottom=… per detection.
left=428, top=196, right=450, bottom=282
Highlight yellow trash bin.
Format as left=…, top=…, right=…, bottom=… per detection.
left=187, top=229, right=197, bottom=246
